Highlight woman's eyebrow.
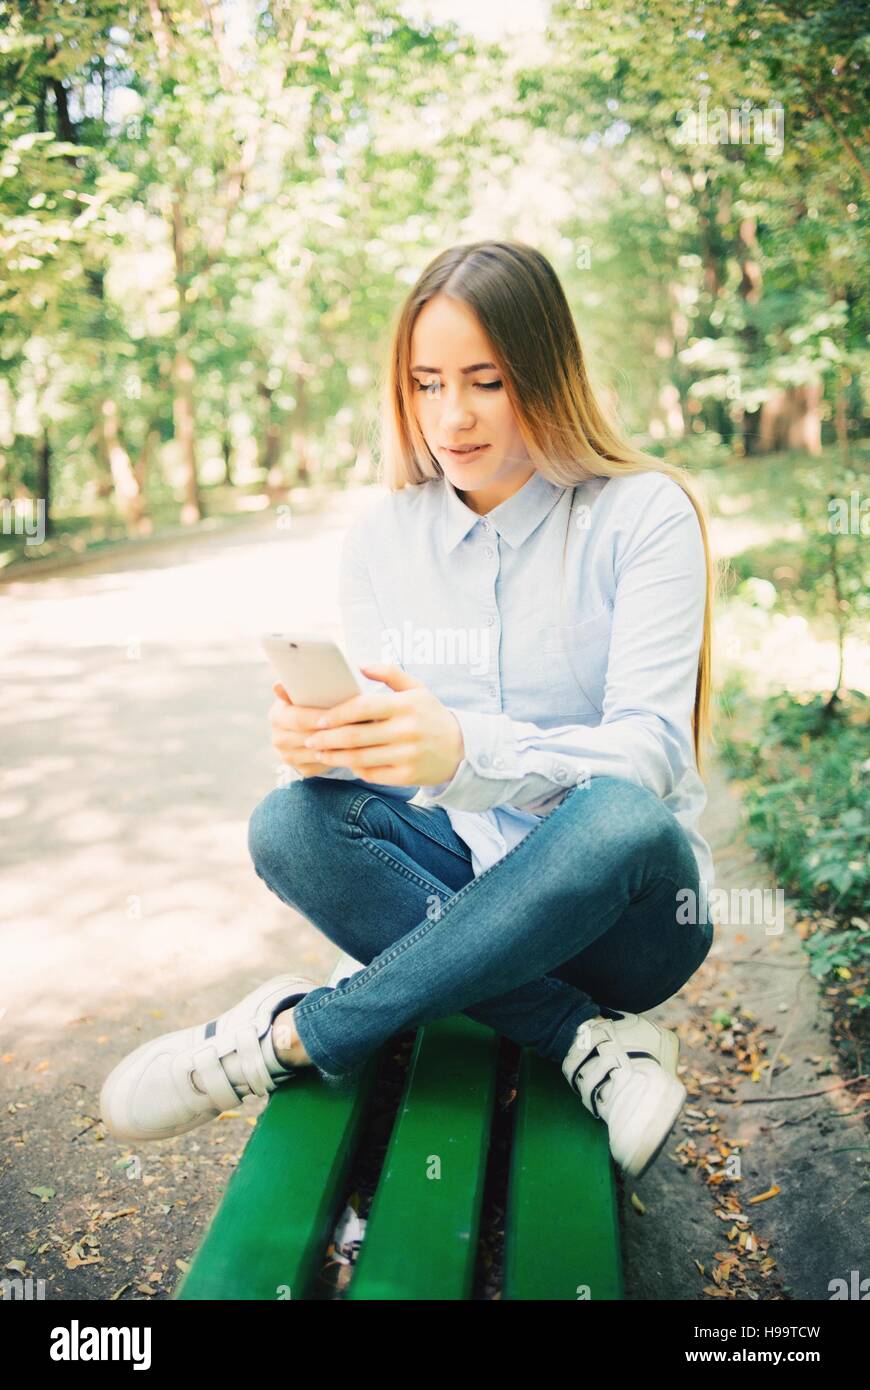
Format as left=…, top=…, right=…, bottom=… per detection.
left=410, top=361, right=497, bottom=374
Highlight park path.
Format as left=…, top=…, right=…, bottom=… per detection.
left=0, top=488, right=863, bottom=1300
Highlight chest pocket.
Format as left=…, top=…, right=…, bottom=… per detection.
left=540, top=607, right=613, bottom=718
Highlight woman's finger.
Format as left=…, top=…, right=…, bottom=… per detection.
left=315, top=690, right=399, bottom=728
left=270, top=699, right=339, bottom=734
left=275, top=742, right=331, bottom=768
left=305, top=716, right=410, bottom=751
left=351, top=764, right=411, bottom=785
left=316, top=743, right=415, bottom=770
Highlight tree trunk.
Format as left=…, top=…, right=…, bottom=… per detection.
left=736, top=214, right=763, bottom=458
left=758, top=382, right=823, bottom=455
left=834, top=367, right=851, bottom=462
left=37, top=428, right=52, bottom=538
left=291, top=373, right=311, bottom=485
left=258, top=382, right=288, bottom=501
left=220, top=428, right=235, bottom=487
left=135, top=425, right=159, bottom=492
left=692, top=171, right=728, bottom=310
left=169, top=180, right=202, bottom=524
left=101, top=398, right=149, bottom=533
left=172, top=351, right=202, bottom=523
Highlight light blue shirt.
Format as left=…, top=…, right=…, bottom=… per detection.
left=308, top=467, right=715, bottom=897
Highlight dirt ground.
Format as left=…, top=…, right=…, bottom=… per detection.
left=1, top=491, right=866, bottom=1301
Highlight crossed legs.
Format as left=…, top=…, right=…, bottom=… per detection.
left=248, top=776, right=713, bottom=1080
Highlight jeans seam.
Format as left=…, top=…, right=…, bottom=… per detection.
left=299, top=788, right=582, bottom=1019
left=390, top=803, right=472, bottom=860
left=356, top=836, right=456, bottom=900
left=346, top=789, right=470, bottom=862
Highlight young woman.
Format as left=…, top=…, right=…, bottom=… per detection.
left=101, top=241, right=718, bottom=1180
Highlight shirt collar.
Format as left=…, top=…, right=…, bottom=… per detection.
left=441, top=468, right=567, bottom=554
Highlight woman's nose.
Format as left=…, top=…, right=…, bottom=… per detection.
left=440, top=391, right=475, bottom=427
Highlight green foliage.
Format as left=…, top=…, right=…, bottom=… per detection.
left=733, top=452, right=869, bottom=696
left=0, top=0, right=868, bottom=551
left=718, top=686, right=870, bottom=929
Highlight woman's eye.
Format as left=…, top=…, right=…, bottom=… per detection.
left=412, top=380, right=502, bottom=394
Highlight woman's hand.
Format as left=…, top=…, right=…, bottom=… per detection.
left=298, top=664, right=465, bottom=788
left=269, top=682, right=347, bottom=779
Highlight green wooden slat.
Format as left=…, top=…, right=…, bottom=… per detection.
left=175, top=1050, right=382, bottom=1301
left=503, top=1047, right=623, bottom=1301
left=346, top=1015, right=499, bottom=1301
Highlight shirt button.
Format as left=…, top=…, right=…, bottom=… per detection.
left=483, top=545, right=494, bottom=559
left=478, top=753, right=490, bottom=768
left=488, top=684, right=497, bottom=697
left=554, top=767, right=568, bottom=783
left=493, top=756, right=505, bottom=769
left=484, top=615, right=494, bottom=626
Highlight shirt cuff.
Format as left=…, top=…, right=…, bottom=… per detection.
left=415, top=708, right=521, bottom=810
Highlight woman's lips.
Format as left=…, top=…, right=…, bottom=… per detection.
left=442, top=445, right=489, bottom=461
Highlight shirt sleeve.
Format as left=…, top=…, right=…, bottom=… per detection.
left=415, top=482, right=707, bottom=817
left=292, top=510, right=418, bottom=803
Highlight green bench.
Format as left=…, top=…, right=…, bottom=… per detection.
left=174, top=1001, right=623, bottom=1301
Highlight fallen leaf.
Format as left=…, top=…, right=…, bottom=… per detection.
left=65, top=1241, right=102, bottom=1269
left=101, top=1207, right=138, bottom=1222
left=748, top=1185, right=780, bottom=1204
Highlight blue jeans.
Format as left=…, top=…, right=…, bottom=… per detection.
left=247, top=775, right=714, bottom=1080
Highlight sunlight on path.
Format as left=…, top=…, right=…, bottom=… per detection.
left=0, top=487, right=385, bottom=1042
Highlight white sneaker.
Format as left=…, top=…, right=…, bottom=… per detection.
left=99, top=974, right=318, bottom=1143
left=561, top=1011, right=687, bottom=1179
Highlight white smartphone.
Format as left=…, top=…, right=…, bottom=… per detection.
left=260, top=633, right=363, bottom=709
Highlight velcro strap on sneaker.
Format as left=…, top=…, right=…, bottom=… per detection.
left=589, top=1068, right=617, bottom=1120
left=233, top=1020, right=275, bottom=1098
left=187, top=1041, right=245, bottom=1112
left=570, top=1050, right=618, bottom=1117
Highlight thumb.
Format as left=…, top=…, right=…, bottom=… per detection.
left=360, top=663, right=422, bottom=691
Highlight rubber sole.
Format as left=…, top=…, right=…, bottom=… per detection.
left=99, top=973, right=317, bottom=1143
left=616, top=1075, right=687, bottom=1179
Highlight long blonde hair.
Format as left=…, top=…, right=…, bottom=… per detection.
left=375, top=240, right=720, bottom=775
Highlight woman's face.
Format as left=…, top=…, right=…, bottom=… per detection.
left=409, top=294, right=534, bottom=509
